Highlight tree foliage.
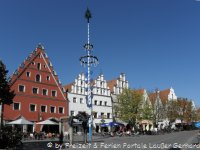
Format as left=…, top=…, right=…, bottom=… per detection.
left=167, top=100, right=179, bottom=122
left=115, top=89, right=143, bottom=123
left=177, top=99, right=193, bottom=122
left=167, top=99, right=194, bottom=123
left=0, top=60, right=15, bottom=128
left=0, top=60, right=15, bottom=104
left=140, top=100, right=153, bottom=120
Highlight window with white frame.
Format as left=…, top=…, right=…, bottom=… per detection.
left=32, top=87, right=39, bottom=94
left=13, top=102, right=20, bottom=110
left=42, top=89, right=48, bottom=96
left=30, top=104, right=36, bottom=112
left=94, top=100, right=97, bottom=105
left=37, top=63, right=41, bottom=70
left=46, top=76, right=50, bottom=81
left=80, top=98, right=84, bottom=104
left=26, top=72, right=31, bottom=77
left=73, top=97, right=76, bottom=103
left=51, top=90, right=57, bottom=97
left=99, top=101, right=102, bottom=106
left=36, top=74, right=41, bottom=82
left=59, top=107, right=64, bottom=114
left=104, top=101, right=107, bottom=106
left=18, top=85, right=25, bottom=92
left=41, top=105, right=47, bottom=112
left=50, top=106, right=56, bottom=113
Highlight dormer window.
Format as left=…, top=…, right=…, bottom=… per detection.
left=36, top=74, right=41, bottom=82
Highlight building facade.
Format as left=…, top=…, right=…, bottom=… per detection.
left=107, top=73, right=129, bottom=122
left=64, top=73, right=112, bottom=130
left=4, top=44, right=68, bottom=132
left=149, top=88, right=178, bottom=127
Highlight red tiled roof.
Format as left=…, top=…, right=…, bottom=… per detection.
left=159, top=89, right=170, bottom=103
left=135, top=89, right=145, bottom=95
left=148, top=89, right=171, bottom=105
left=149, top=93, right=157, bottom=105
left=107, top=79, right=117, bottom=92
left=63, top=82, right=74, bottom=92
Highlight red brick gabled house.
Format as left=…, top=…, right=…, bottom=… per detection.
left=4, top=44, right=68, bottom=132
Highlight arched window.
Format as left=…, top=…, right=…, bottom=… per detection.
left=36, top=74, right=41, bottom=82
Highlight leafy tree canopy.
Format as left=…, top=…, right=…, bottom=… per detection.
left=115, top=88, right=143, bottom=123
left=0, top=60, right=15, bottom=105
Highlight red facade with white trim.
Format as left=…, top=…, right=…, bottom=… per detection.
left=4, top=45, right=68, bottom=132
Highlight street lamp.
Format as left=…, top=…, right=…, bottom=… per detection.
left=80, top=8, right=99, bottom=143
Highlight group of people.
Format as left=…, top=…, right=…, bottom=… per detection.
left=23, top=131, right=59, bottom=140
left=99, top=123, right=175, bottom=137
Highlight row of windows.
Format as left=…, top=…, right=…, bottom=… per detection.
left=70, top=111, right=110, bottom=119
left=72, top=97, right=84, bottom=104
left=18, top=85, right=57, bottom=97
left=31, top=62, right=46, bottom=70
left=72, top=97, right=108, bottom=106
left=13, top=102, right=64, bottom=114
left=26, top=72, right=50, bottom=82
left=94, top=100, right=107, bottom=106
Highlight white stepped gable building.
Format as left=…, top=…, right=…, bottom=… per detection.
left=107, top=73, right=129, bottom=122
left=64, top=73, right=112, bottom=129
left=108, top=73, right=129, bottom=95
left=168, top=87, right=177, bottom=100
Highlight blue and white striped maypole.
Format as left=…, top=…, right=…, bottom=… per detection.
left=80, top=8, right=99, bottom=142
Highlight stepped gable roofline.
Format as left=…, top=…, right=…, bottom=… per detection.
left=9, top=44, right=67, bottom=100
left=37, top=43, right=45, bottom=50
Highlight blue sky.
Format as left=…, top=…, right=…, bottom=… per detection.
left=1, top=0, right=200, bottom=106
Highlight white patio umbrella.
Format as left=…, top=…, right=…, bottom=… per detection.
left=36, top=119, right=58, bottom=125
left=7, top=116, right=34, bottom=125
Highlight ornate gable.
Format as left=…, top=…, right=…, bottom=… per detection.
left=107, top=73, right=129, bottom=95
left=9, top=44, right=66, bottom=101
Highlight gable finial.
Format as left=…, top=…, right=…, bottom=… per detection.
left=37, top=43, right=45, bottom=50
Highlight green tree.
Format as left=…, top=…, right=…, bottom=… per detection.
left=177, top=99, right=193, bottom=123
left=167, top=100, right=179, bottom=122
left=115, top=89, right=143, bottom=124
left=184, top=101, right=193, bottom=122
left=0, top=60, right=15, bottom=129
left=140, top=100, right=153, bottom=120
